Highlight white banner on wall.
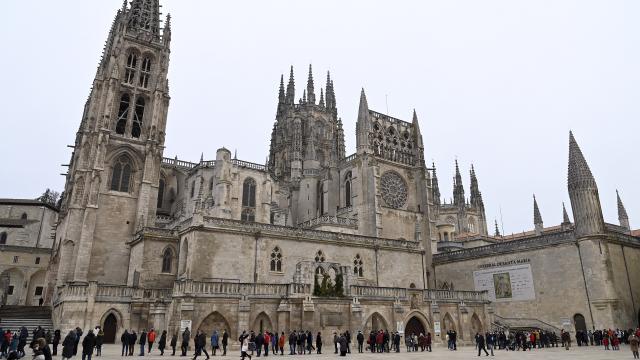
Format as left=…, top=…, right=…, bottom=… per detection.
left=473, top=264, right=535, bottom=302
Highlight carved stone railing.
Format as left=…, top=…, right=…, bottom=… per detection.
left=350, top=285, right=407, bottom=300
left=336, top=206, right=353, bottom=216
left=55, top=283, right=173, bottom=306
left=369, top=110, right=411, bottom=126
left=232, top=159, right=267, bottom=171
left=162, top=157, right=197, bottom=170
left=174, top=280, right=303, bottom=298
left=433, top=230, right=575, bottom=264
left=202, top=217, right=420, bottom=251
left=155, top=214, right=174, bottom=227
left=424, top=289, right=488, bottom=303
left=343, top=153, right=357, bottom=164
left=54, top=284, right=89, bottom=305
left=298, top=215, right=358, bottom=229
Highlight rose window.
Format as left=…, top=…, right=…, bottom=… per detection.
left=380, top=171, right=407, bottom=208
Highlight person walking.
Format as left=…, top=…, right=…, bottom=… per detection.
left=81, top=330, right=96, bottom=360
left=239, top=332, right=251, bottom=360
left=61, top=332, right=75, bottom=360
left=139, top=330, right=147, bottom=356
left=159, top=330, right=167, bottom=356
left=629, top=333, right=639, bottom=359
left=278, top=332, right=285, bottom=356
left=72, top=328, right=82, bottom=357
left=148, top=329, right=156, bottom=354
left=477, top=333, right=489, bottom=356
left=315, top=332, right=322, bottom=355
left=485, top=332, right=494, bottom=356
left=53, top=330, right=61, bottom=357
left=170, top=333, right=178, bottom=356
left=181, top=328, right=190, bottom=357
left=95, top=329, right=104, bottom=357
left=221, top=330, right=228, bottom=356
left=210, top=331, right=218, bottom=356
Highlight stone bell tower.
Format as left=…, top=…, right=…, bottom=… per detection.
left=52, top=0, right=171, bottom=287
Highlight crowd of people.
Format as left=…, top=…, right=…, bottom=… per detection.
left=0, top=324, right=639, bottom=359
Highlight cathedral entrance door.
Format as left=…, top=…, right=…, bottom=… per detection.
left=103, top=313, right=118, bottom=343
left=404, top=317, right=425, bottom=337
left=573, top=313, right=587, bottom=333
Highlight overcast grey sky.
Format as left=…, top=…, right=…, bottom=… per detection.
left=1, top=0, right=638, bottom=234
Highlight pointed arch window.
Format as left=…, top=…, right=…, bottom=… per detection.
left=190, top=181, right=195, bottom=198
left=131, top=97, right=145, bottom=138
left=115, top=94, right=130, bottom=135
left=344, top=172, right=352, bottom=207
left=241, top=208, right=255, bottom=222
left=139, top=57, right=152, bottom=88
left=110, top=155, right=132, bottom=192
left=157, top=178, right=165, bottom=209
left=270, top=246, right=282, bottom=272
left=162, top=248, right=173, bottom=273
left=353, top=254, right=363, bottom=277
left=0, top=232, right=7, bottom=245
left=242, top=178, right=256, bottom=207
left=125, top=53, right=138, bottom=85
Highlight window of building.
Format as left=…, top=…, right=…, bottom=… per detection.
left=115, top=94, right=130, bottom=135
left=12, top=256, right=18, bottom=264
left=241, top=208, right=255, bottom=222
left=139, top=57, right=152, bottom=88
left=0, top=232, right=7, bottom=245
left=35, top=257, right=41, bottom=265
left=242, top=178, right=256, bottom=207
left=110, top=155, right=133, bottom=192
left=34, top=286, right=43, bottom=296
left=131, top=97, right=144, bottom=138
left=314, top=250, right=325, bottom=263
left=7, top=286, right=14, bottom=295
left=157, top=178, right=165, bottom=209
left=190, top=181, right=195, bottom=198
left=353, top=254, right=363, bottom=277
left=344, top=172, right=352, bottom=207
left=21, top=213, right=28, bottom=220
left=162, top=248, right=173, bottom=273
left=270, top=246, right=282, bottom=272
left=125, top=53, right=137, bottom=85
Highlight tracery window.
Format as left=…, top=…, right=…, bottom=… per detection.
left=139, top=57, right=152, bottom=88
left=353, top=254, right=363, bottom=277
left=242, top=178, right=256, bottom=207
left=162, top=248, right=173, bottom=273
left=157, top=178, right=165, bottom=209
left=125, top=53, right=137, bottom=85
left=241, top=208, right=255, bottom=222
left=110, top=155, right=132, bottom=192
left=131, top=97, right=145, bottom=138
left=270, top=246, right=282, bottom=272
left=380, top=171, right=407, bottom=209
left=344, top=172, right=352, bottom=207
left=115, top=94, right=130, bottom=135
left=314, top=250, right=325, bottom=263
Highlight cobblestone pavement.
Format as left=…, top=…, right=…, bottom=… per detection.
left=91, top=344, right=632, bottom=360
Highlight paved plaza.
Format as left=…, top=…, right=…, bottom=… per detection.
left=94, top=344, right=633, bottom=360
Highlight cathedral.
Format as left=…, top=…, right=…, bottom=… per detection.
left=43, top=0, right=639, bottom=345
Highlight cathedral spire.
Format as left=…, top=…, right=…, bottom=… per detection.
left=469, top=164, right=483, bottom=208
left=306, top=64, right=316, bottom=105
left=533, top=194, right=543, bottom=234
left=319, top=88, right=325, bottom=107
left=431, top=162, right=441, bottom=205
left=494, top=220, right=501, bottom=237
left=617, top=190, right=630, bottom=230
left=356, top=88, right=370, bottom=154
left=278, top=74, right=285, bottom=104
left=412, top=109, right=424, bottom=150
left=126, top=0, right=161, bottom=41
left=567, top=131, right=605, bottom=238
left=453, top=160, right=465, bottom=206
left=285, top=66, right=295, bottom=105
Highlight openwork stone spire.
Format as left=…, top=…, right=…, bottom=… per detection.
left=494, top=220, right=501, bottom=237
left=567, top=131, right=605, bottom=238
left=431, top=162, right=441, bottom=205
left=285, top=66, right=295, bottom=105
left=617, top=190, right=630, bottom=230
left=126, top=0, right=161, bottom=41
left=306, top=64, right=315, bottom=105
left=533, top=194, right=543, bottom=234
left=453, top=160, right=465, bottom=206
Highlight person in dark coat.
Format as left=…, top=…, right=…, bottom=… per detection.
left=139, top=330, right=147, bottom=356
left=170, top=333, right=177, bottom=356
left=95, top=330, right=104, bottom=357
left=36, top=338, right=52, bottom=360
left=315, top=332, right=322, bottom=354
left=121, top=330, right=130, bottom=357
left=221, top=330, right=228, bottom=356
left=254, top=332, right=263, bottom=357
left=476, top=333, right=489, bottom=356
left=81, top=330, right=96, bottom=360
left=73, top=328, right=82, bottom=357
left=181, top=328, right=190, bottom=357
left=159, top=331, right=167, bottom=356
left=61, top=331, right=76, bottom=360
left=356, top=331, right=364, bottom=353
left=129, top=331, right=137, bottom=356
left=338, top=334, right=347, bottom=357
left=53, top=330, right=61, bottom=356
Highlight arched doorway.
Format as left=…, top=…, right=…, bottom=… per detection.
left=252, top=312, right=274, bottom=334
left=199, top=312, right=232, bottom=338
left=442, top=313, right=456, bottom=337
left=1, top=269, right=24, bottom=305
left=26, top=270, right=46, bottom=306
left=470, top=313, right=483, bottom=338
left=405, top=317, right=426, bottom=337
left=573, top=314, right=587, bottom=333
left=103, top=313, right=118, bottom=343
left=363, top=312, right=389, bottom=334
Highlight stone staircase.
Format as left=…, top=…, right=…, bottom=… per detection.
left=491, top=314, right=562, bottom=333
left=0, top=306, right=54, bottom=341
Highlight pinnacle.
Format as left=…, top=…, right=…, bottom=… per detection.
left=568, top=131, right=596, bottom=189
left=533, top=194, right=543, bottom=225
left=494, top=220, right=501, bottom=237
left=617, top=190, right=629, bottom=220
left=562, top=202, right=571, bottom=224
